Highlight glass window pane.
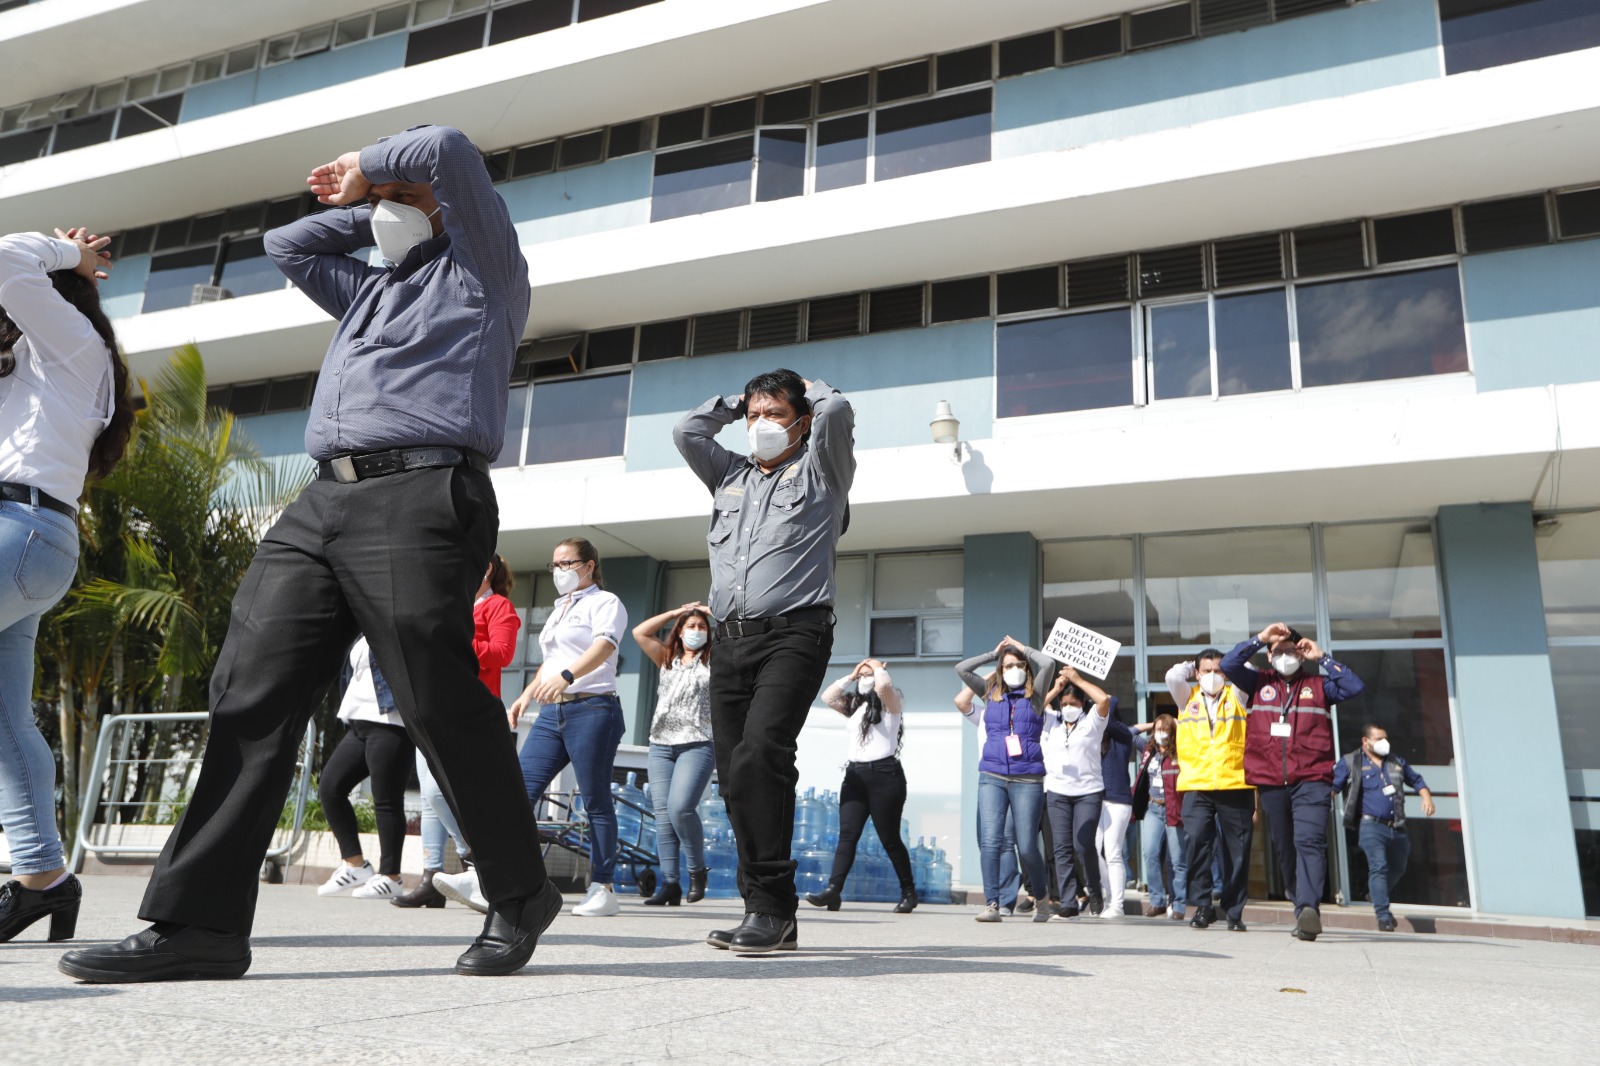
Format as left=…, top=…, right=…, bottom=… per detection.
left=1324, top=522, right=1442, bottom=642
left=755, top=127, right=807, bottom=202
left=578, top=0, right=657, bottom=20
left=493, top=386, right=528, bottom=468
left=1557, top=187, right=1600, bottom=238
left=414, top=0, right=452, bottom=25
left=1147, top=300, right=1211, bottom=401
left=1130, top=3, right=1194, bottom=48
left=264, top=36, right=296, bottom=65
left=1042, top=539, right=1136, bottom=647
left=638, top=319, right=687, bottom=360
left=126, top=73, right=160, bottom=100
left=374, top=5, right=413, bottom=35
left=225, top=45, right=260, bottom=77
left=996, top=309, right=1133, bottom=417
left=1374, top=209, right=1457, bottom=263
left=1346, top=815, right=1472, bottom=909
left=335, top=15, right=373, bottom=47
left=216, top=236, right=285, bottom=298
left=558, top=130, right=603, bottom=168
left=405, top=12, right=487, bottom=65
left=1538, top=511, right=1600, bottom=638
left=874, top=553, right=964, bottom=610
left=872, top=88, right=991, bottom=183
left=157, top=64, right=190, bottom=94
left=817, top=73, right=869, bottom=115
left=91, top=82, right=126, bottom=112
left=142, top=248, right=217, bottom=313
left=871, top=617, right=918, bottom=658
left=650, top=137, right=754, bottom=222
left=491, top=0, right=570, bottom=43
left=1551, top=645, right=1600, bottom=770
left=51, top=112, right=116, bottom=153
left=1144, top=528, right=1316, bottom=647
left=297, top=23, right=335, bottom=55
left=833, top=556, right=869, bottom=659
left=1440, top=0, right=1600, bottom=74
left=876, top=59, right=930, bottom=103
left=921, top=616, right=964, bottom=657
left=814, top=113, right=868, bottom=193
left=707, top=97, right=757, bottom=139
left=1295, top=266, right=1468, bottom=388
left=191, top=55, right=225, bottom=84
left=936, top=45, right=992, bottom=89
left=525, top=373, right=630, bottom=464
left=761, top=86, right=812, bottom=125
left=1332, top=649, right=1454, bottom=766
left=1215, top=289, right=1291, bottom=396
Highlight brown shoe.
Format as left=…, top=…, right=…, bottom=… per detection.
left=1145, top=905, right=1167, bottom=918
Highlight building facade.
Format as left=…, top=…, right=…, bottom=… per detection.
left=3, top=0, right=1597, bottom=918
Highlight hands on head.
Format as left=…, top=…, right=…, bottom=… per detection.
left=307, top=151, right=370, bottom=206
left=55, top=227, right=111, bottom=282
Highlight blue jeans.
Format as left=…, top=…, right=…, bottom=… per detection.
left=977, top=775, right=1047, bottom=909
left=979, top=803, right=1022, bottom=909
left=519, top=694, right=626, bottom=883
left=1141, top=804, right=1187, bottom=913
left=0, top=501, right=78, bottom=875
left=416, top=749, right=466, bottom=870
left=1358, top=820, right=1412, bottom=921
left=647, top=740, right=714, bottom=883
left=1259, top=780, right=1333, bottom=915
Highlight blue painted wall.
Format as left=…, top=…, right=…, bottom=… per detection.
left=624, top=319, right=996, bottom=472
left=994, top=0, right=1442, bottom=157
left=604, top=554, right=663, bottom=743
left=1463, top=240, right=1600, bottom=392
left=180, top=36, right=408, bottom=123
left=235, top=408, right=311, bottom=458
left=99, top=253, right=149, bottom=319
left=504, top=154, right=654, bottom=245
left=959, top=531, right=1041, bottom=887
left=1436, top=502, right=1586, bottom=918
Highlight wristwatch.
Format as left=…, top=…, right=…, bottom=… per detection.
left=560, top=669, right=575, bottom=684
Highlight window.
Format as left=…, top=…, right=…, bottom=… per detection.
left=1439, top=0, right=1600, bottom=75
left=869, top=553, right=964, bottom=658
left=708, top=98, right=758, bottom=139
left=490, top=0, right=570, bottom=44
left=747, top=303, right=801, bottom=349
left=1214, top=289, right=1291, bottom=396
left=650, top=137, right=754, bottom=222
left=1374, top=209, right=1458, bottom=264
left=691, top=311, right=742, bottom=355
left=998, top=31, right=1055, bottom=76
left=216, top=237, right=285, bottom=298
left=50, top=112, right=116, bottom=153
left=1146, top=300, right=1210, bottom=400
left=1293, top=222, right=1366, bottom=276
left=1139, top=244, right=1205, bottom=296
left=1062, top=19, right=1124, bottom=63
left=930, top=276, right=991, bottom=323
left=584, top=327, right=635, bottom=368
left=1461, top=194, right=1550, bottom=252
left=1557, top=187, right=1600, bottom=238
left=558, top=130, right=604, bottom=168
left=1042, top=539, right=1137, bottom=647
left=1323, top=522, right=1441, bottom=642
left=638, top=319, right=687, bottom=360
left=116, top=94, right=183, bottom=138
left=1129, top=3, right=1195, bottom=49
left=876, top=60, right=931, bottom=103
left=755, top=127, right=807, bottom=202
left=762, top=86, right=813, bottom=125
left=996, top=266, right=1058, bottom=314
left=937, top=46, right=992, bottom=89
left=405, top=13, right=487, bottom=66
left=814, top=114, right=869, bottom=193
left=524, top=373, right=630, bottom=465
left=494, top=386, right=529, bottom=469
left=1198, top=0, right=1272, bottom=34
left=1144, top=528, right=1316, bottom=647
left=578, top=0, right=657, bottom=20
left=1540, top=512, right=1600, bottom=640
left=873, top=88, right=991, bottom=182
left=868, top=286, right=924, bottom=333
left=1295, top=266, right=1469, bottom=387
left=807, top=294, right=862, bottom=341
left=818, top=73, right=870, bottom=115
left=142, top=247, right=217, bottom=313
left=996, top=309, right=1134, bottom=417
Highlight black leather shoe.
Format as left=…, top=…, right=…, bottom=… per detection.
left=894, top=890, right=917, bottom=914
left=0, top=874, right=82, bottom=942
left=642, top=881, right=683, bottom=907
left=1378, top=916, right=1398, bottom=932
left=805, top=884, right=842, bottom=911
left=59, top=923, right=250, bottom=983
left=455, top=881, right=562, bottom=976
left=728, top=912, right=796, bottom=954
left=1227, top=918, right=1248, bottom=932
left=1016, top=894, right=1035, bottom=914
left=1293, top=907, right=1321, bottom=941
left=391, top=869, right=447, bottom=909
left=1087, top=890, right=1104, bottom=917
left=1190, top=907, right=1215, bottom=930
left=687, top=867, right=708, bottom=904
left=707, top=919, right=799, bottom=951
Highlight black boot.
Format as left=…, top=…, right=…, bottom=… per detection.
left=0, top=875, right=82, bottom=943
left=687, top=867, right=708, bottom=903
left=805, top=884, right=843, bottom=911
left=642, top=881, right=683, bottom=907
left=728, top=912, right=796, bottom=954
left=894, top=888, right=918, bottom=914
left=391, top=869, right=447, bottom=909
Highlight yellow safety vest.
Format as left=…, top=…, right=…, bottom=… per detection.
left=1175, top=684, right=1251, bottom=792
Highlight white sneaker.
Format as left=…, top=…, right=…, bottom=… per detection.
left=572, top=883, right=619, bottom=917
left=351, top=875, right=401, bottom=899
left=317, top=861, right=374, bottom=896
left=433, top=869, right=489, bottom=914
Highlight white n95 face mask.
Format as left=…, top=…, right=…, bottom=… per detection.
left=552, top=566, right=582, bottom=595
left=371, top=199, right=440, bottom=265
left=1271, top=652, right=1302, bottom=677
left=1199, top=672, right=1225, bottom=697
left=1001, top=666, right=1027, bottom=690
left=1370, top=739, right=1391, bottom=758
left=1153, top=730, right=1171, bottom=745
left=856, top=676, right=875, bottom=696
left=747, top=417, right=795, bottom=462
left=1062, top=706, right=1085, bottom=724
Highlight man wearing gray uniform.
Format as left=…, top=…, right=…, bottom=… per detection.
left=674, top=369, right=854, bottom=954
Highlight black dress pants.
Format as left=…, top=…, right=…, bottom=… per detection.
left=708, top=619, right=833, bottom=921
left=139, top=466, right=546, bottom=935
left=1182, top=789, right=1255, bottom=922
left=828, top=758, right=915, bottom=893
left=319, top=719, right=414, bottom=876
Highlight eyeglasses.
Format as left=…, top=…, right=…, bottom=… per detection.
left=547, top=559, right=586, bottom=572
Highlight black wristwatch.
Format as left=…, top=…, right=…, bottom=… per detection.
left=560, top=669, right=575, bottom=684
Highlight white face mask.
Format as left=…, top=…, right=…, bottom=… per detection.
left=1062, top=705, right=1085, bottom=724
left=1369, top=738, right=1391, bottom=758
left=371, top=199, right=441, bottom=265
left=682, top=629, right=707, bottom=651
left=1198, top=672, right=1225, bottom=697
left=1271, top=652, right=1302, bottom=677
left=747, top=416, right=798, bottom=463
left=552, top=565, right=583, bottom=595
left=1001, top=666, right=1027, bottom=690
left=1153, top=730, right=1170, bottom=745
left=856, top=676, right=875, bottom=696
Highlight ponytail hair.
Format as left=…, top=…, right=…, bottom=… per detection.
left=487, top=553, right=514, bottom=597
left=556, top=536, right=604, bottom=589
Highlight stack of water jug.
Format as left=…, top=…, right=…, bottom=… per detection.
left=610, top=772, right=657, bottom=895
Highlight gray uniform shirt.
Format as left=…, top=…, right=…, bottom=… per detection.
left=673, top=379, right=855, bottom=622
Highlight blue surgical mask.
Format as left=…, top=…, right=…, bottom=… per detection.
left=682, top=629, right=707, bottom=651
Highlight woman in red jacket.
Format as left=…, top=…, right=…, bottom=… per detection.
left=394, top=555, right=520, bottom=908
left=1132, top=714, right=1186, bottom=920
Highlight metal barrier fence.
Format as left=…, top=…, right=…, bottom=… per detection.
left=69, top=712, right=317, bottom=876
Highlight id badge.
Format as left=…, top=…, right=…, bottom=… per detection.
left=1270, top=720, right=1292, bottom=738
left=1005, top=734, right=1024, bottom=757
left=1382, top=784, right=1397, bottom=796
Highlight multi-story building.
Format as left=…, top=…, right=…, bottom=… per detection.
left=4, top=0, right=1596, bottom=920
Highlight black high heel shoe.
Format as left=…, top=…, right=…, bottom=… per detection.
left=642, top=881, right=683, bottom=906
left=686, top=867, right=708, bottom=903
left=805, top=884, right=842, bottom=911
left=0, top=874, right=82, bottom=943
left=894, top=890, right=918, bottom=914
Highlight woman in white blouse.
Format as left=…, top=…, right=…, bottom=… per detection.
left=0, top=228, right=132, bottom=944
left=805, top=659, right=917, bottom=914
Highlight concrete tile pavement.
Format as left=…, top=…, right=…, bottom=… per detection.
left=8, top=876, right=1599, bottom=1065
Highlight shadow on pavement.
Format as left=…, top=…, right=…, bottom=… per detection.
left=0, top=984, right=120, bottom=1002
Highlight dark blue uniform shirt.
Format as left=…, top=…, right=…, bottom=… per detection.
left=1333, top=754, right=1428, bottom=821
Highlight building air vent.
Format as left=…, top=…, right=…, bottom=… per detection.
left=868, top=286, right=925, bottom=333
left=1293, top=222, right=1366, bottom=276
left=190, top=285, right=233, bottom=305
left=1129, top=4, right=1195, bottom=49
left=1373, top=209, right=1457, bottom=264
left=1461, top=195, right=1551, bottom=253
left=1212, top=234, right=1284, bottom=288
left=806, top=294, right=863, bottom=341
left=1273, top=0, right=1348, bottom=17
left=1199, top=0, right=1272, bottom=35
left=1138, top=245, right=1206, bottom=296
left=691, top=311, right=743, bottom=356
left=996, top=267, right=1059, bottom=314
left=747, top=303, right=802, bottom=349
left=1066, top=256, right=1131, bottom=306
left=1556, top=187, right=1600, bottom=239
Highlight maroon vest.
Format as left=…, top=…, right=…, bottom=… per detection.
left=1243, top=671, right=1336, bottom=786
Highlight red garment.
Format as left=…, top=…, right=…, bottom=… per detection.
left=1243, top=672, right=1336, bottom=787
left=1133, top=749, right=1184, bottom=828
left=473, top=593, right=520, bottom=697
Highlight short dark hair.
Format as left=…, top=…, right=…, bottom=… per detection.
left=742, top=368, right=810, bottom=422
left=1197, top=648, right=1224, bottom=665
left=1362, top=722, right=1386, bottom=739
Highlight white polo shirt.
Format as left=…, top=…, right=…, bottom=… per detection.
left=538, top=583, right=627, bottom=696
left=1041, top=706, right=1109, bottom=797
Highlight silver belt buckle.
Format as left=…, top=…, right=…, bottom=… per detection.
left=330, top=456, right=359, bottom=484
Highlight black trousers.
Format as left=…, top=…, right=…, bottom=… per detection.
left=1045, top=791, right=1103, bottom=904
left=708, top=619, right=833, bottom=920
left=828, top=758, right=915, bottom=893
left=320, top=719, right=414, bottom=876
left=140, top=466, right=546, bottom=935
left=1258, top=781, right=1332, bottom=915
left=1182, top=789, right=1255, bottom=922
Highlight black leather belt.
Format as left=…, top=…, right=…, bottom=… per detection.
left=0, top=482, right=74, bottom=517
left=714, top=606, right=834, bottom=641
left=848, top=756, right=902, bottom=771
left=316, top=447, right=489, bottom=484
left=1361, top=814, right=1395, bottom=825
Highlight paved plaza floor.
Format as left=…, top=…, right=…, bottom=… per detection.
left=7, top=875, right=1598, bottom=1065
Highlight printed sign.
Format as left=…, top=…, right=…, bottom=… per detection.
left=1042, top=617, right=1121, bottom=680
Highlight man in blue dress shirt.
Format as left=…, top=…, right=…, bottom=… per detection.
left=1333, top=724, right=1435, bottom=933
left=62, top=126, right=557, bottom=983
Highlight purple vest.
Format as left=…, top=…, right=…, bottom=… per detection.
left=978, top=691, right=1046, bottom=776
